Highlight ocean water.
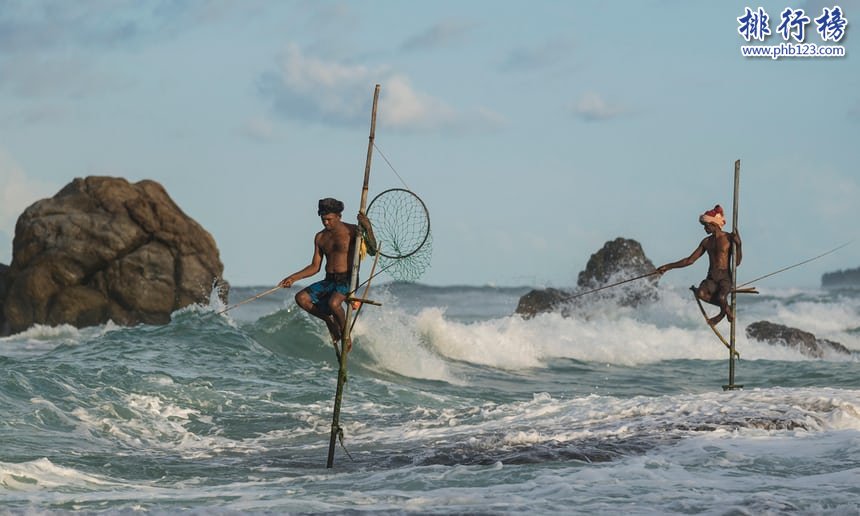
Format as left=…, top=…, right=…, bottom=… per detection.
left=1, top=282, right=859, bottom=514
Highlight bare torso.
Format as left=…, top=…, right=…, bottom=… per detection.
left=316, top=223, right=357, bottom=274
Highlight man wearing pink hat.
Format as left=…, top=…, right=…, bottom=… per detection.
left=657, top=205, right=743, bottom=326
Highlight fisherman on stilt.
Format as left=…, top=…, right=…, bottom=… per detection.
left=657, top=205, right=742, bottom=326
left=279, top=198, right=377, bottom=352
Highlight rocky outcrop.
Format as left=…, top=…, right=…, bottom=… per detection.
left=822, top=267, right=860, bottom=289
left=576, top=238, right=658, bottom=305
left=0, top=263, right=9, bottom=335
left=514, top=288, right=570, bottom=318
left=745, top=321, right=851, bottom=358
left=515, top=238, right=658, bottom=318
left=1, top=176, right=228, bottom=335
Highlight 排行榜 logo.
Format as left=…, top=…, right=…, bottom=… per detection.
left=738, top=5, right=848, bottom=59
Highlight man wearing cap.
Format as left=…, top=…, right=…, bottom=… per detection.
left=279, top=198, right=377, bottom=351
left=656, top=205, right=742, bottom=326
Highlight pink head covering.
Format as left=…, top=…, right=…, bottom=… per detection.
left=699, top=205, right=726, bottom=227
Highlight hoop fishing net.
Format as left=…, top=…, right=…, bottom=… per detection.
left=366, top=188, right=432, bottom=281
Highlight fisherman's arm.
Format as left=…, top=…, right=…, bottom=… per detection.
left=732, top=230, right=742, bottom=266
left=279, top=235, right=324, bottom=287
left=357, top=212, right=378, bottom=256
left=657, top=243, right=706, bottom=274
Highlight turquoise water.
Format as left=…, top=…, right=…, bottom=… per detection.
left=2, top=284, right=859, bottom=513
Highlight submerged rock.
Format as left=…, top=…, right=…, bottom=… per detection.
left=515, top=237, right=658, bottom=318
left=745, top=321, right=851, bottom=358
left=1, top=176, right=228, bottom=335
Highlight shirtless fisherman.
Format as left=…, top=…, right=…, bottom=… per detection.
left=279, top=198, right=377, bottom=351
left=656, top=205, right=742, bottom=326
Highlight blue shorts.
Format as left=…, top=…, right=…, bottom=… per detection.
left=305, top=272, right=351, bottom=314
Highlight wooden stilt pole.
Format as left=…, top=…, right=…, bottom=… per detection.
left=724, top=159, right=743, bottom=391
left=326, top=84, right=380, bottom=468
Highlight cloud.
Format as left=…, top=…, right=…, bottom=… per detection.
left=0, top=53, right=128, bottom=100
left=0, top=1, right=256, bottom=99
left=499, top=38, right=575, bottom=72
left=240, top=115, right=279, bottom=143
left=571, top=92, right=628, bottom=122
left=401, top=19, right=474, bottom=52
left=0, top=2, right=157, bottom=54
left=259, top=44, right=506, bottom=132
left=0, top=1, right=269, bottom=54
left=0, top=150, right=58, bottom=235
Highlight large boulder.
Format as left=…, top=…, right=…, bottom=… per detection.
left=822, top=267, right=860, bottom=289
left=1, top=176, right=228, bottom=335
left=515, top=237, right=658, bottom=318
left=745, top=321, right=851, bottom=358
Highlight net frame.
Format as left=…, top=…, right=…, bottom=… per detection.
left=367, top=188, right=431, bottom=259
left=365, top=188, right=432, bottom=282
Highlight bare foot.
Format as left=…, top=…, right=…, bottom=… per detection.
left=707, top=313, right=726, bottom=326
left=725, top=306, right=735, bottom=323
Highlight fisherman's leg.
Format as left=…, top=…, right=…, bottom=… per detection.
left=697, top=280, right=720, bottom=307
left=295, top=290, right=318, bottom=314
left=701, top=289, right=728, bottom=324
left=696, top=280, right=726, bottom=325
left=718, top=280, right=734, bottom=322
left=297, top=290, right=342, bottom=342
left=328, top=292, right=350, bottom=352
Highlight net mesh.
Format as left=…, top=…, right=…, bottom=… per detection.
left=366, top=188, right=432, bottom=281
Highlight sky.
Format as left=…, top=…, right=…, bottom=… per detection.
left=1, top=0, right=858, bottom=289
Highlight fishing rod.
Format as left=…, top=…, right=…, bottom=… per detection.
left=217, top=285, right=281, bottom=315
left=561, top=240, right=851, bottom=301
left=219, top=251, right=389, bottom=317
left=736, top=241, right=852, bottom=289
left=563, top=270, right=661, bottom=301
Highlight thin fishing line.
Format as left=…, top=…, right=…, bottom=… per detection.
left=217, top=285, right=280, bottom=315
left=564, top=271, right=660, bottom=301
left=737, top=241, right=852, bottom=288
left=350, top=261, right=399, bottom=294
left=373, top=143, right=411, bottom=191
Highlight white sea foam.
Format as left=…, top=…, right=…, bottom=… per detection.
left=347, top=285, right=859, bottom=373
left=70, top=392, right=258, bottom=459
left=370, top=307, right=813, bottom=369
left=354, top=387, right=860, bottom=451
left=0, top=457, right=121, bottom=491
left=352, top=300, right=463, bottom=384
left=0, top=323, right=83, bottom=357
left=1, top=323, right=81, bottom=341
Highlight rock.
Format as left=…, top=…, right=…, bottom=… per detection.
left=822, top=267, right=860, bottom=289
left=1, top=176, right=228, bottom=335
left=0, top=263, right=8, bottom=335
left=745, top=321, right=851, bottom=358
left=514, top=288, right=569, bottom=319
left=576, top=237, right=658, bottom=306
left=515, top=237, right=658, bottom=318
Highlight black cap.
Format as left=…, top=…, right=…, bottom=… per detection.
left=318, top=198, right=344, bottom=216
